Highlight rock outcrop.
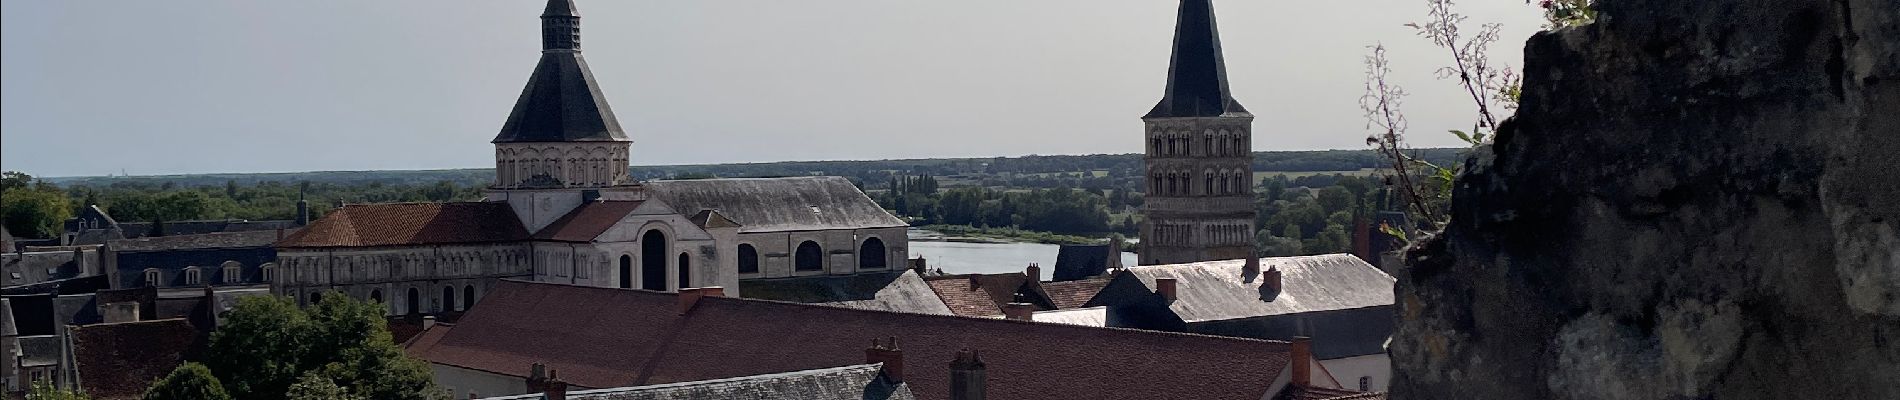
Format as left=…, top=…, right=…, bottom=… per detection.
left=1390, top=0, right=1899, bottom=398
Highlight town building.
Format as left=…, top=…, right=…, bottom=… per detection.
left=478, top=362, right=915, bottom=400
left=61, top=204, right=303, bottom=246
left=403, top=279, right=1374, bottom=400
left=272, top=0, right=909, bottom=315
left=107, top=230, right=282, bottom=290
left=1084, top=254, right=1396, bottom=392
left=1139, top=0, right=1258, bottom=266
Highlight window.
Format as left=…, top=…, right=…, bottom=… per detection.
left=371, top=290, right=383, bottom=303
left=677, top=253, right=691, bottom=289
left=406, top=288, right=421, bottom=315
left=463, top=285, right=476, bottom=310
left=222, top=261, right=243, bottom=284
left=641, top=230, right=668, bottom=291
left=858, top=238, right=887, bottom=269
left=737, top=244, right=759, bottom=274
left=144, top=269, right=161, bottom=287
left=442, top=286, right=457, bottom=312
left=260, top=263, right=276, bottom=283
left=309, top=292, right=323, bottom=305
left=618, top=255, right=633, bottom=289
left=794, top=241, right=824, bottom=272
left=184, top=267, right=203, bottom=286
left=1359, top=376, right=1371, bottom=391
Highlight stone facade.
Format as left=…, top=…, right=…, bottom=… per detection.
left=277, top=243, right=530, bottom=314
left=493, top=142, right=631, bottom=189
left=1138, top=0, right=1257, bottom=265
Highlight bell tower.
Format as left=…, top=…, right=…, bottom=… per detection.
left=1139, top=0, right=1257, bottom=265
left=491, top=0, right=633, bottom=191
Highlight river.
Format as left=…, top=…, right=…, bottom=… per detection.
left=908, top=239, right=1139, bottom=281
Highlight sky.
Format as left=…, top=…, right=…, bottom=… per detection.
left=1, top=0, right=1545, bottom=178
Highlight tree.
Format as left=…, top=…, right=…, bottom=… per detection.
left=143, top=363, right=232, bottom=400
left=205, top=294, right=440, bottom=400
left=1, top=173, right=75, bottom=238
left=285, top=373, right=365, bottom=400
left=24, top=381, right=91, bottom=400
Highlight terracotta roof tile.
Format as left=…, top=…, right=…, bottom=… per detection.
left=416, top=280, right=1292, bottom=400
left=70, top=319, right=201, bottom=399
left=276, top=202, right=528, bottom=248
left=922, top=274, right=1034, bottom=317
left=532, top=201, right=644, bottom=242
left=1040, top=276, right=1112, bottom=309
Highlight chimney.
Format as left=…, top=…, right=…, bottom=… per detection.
left=1154, top=278, right=1178, bottom=301
left=949, top=349, right=987, bottom=400
left=296, top=193, right=310, bottom=226
left=1024, top=263, right=1041, bottom=284
left=1291, top=336, right=1312, bottom=387
left=1106, top=236, right=1125, bottom=271
left=678, top=286, right=724, bottom=315
left=102, top=301, right=141, bottom=323
left=865, top=337, right=904, bottom=382
left=1002, top=302, right=1035, bottom=321
left=1243, top=255, right=1260, bottom=276
left=543, top=370, right=568, bottom=400
left=909, top=256, right=928, bottom=275
left=422, top=315, right=437, bottom=331
left=1264, top=267, right=1283, bottom=294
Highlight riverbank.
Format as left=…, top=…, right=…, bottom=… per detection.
left=913, top=225, right=1109, bottom=246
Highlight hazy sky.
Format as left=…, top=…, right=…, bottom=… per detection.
left=1, top=0, right=1544, bottom=177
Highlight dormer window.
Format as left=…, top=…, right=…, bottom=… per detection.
left=144, top=269, right=162, bottom=287
left=183, top=267, right=203, bottom=286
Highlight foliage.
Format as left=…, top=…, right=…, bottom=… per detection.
left=919, top=224, right=1104, bottom=245
left=0, top=171, right=75, bottom=238
left=142, top=363, right=232, bottom=400
left=205, top=295, right=440, bottom=400
left=1533, top=0, right=1596, bottom=28
left=23, top=381, right=90, bottom=400
left=285, top=373, right=367, bottom=400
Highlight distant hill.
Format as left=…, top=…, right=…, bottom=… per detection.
left=42, top=148, right=1466, bottom=188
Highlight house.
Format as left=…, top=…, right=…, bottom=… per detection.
left=107, top=230, right=284, bottom=290
left=403, top=279, right=1370, bottom=400
left=62, top=204, right=303, bottom=246
left=1085, top=254, right=1397, bottom=392
left=65, top=318, right=201, bottom=399
left=478, top=363, right=915, bottom=400
left=2, top=247, right=104, bottom=288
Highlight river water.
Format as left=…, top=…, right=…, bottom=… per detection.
left=908, top=240, right=1139, bottom=281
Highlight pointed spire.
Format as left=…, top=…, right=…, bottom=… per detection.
left=495, top=0, right=627, bottom=144
left=1145, top=0, right=1249, bottom=119
left=543, top=0, right=577, bottom=17
left=540, top=0, right=581, bottom=52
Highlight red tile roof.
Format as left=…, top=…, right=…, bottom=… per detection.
left=922, top=273, right=1039, bottom=317
left=416, top=280, right=1292, bottom=400
left=531, top=201, right=644, bottom=242
left=1040, top=276, right=1112, bottom=309
left=70, top=319, right=201, bottom=399
left=276, top=202, right=529, bottom=248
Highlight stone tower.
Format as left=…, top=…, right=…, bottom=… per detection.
left=1139, top=0, right=1256, bottom=265
left=486, top=0, right=640, bottom=232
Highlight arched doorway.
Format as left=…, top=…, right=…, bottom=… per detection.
left=795, top=241, right=824, bottom=272
left=641, top=230, right=667, bottom=291
left=442, top=286, right=457, bottom=312
left=406, top=288, right=420, bottom=315
left=859, top=238, right=887, bottom=269
left=677, top=253, right=691, bottom=289
left=619, top=255, right=633, bottom=289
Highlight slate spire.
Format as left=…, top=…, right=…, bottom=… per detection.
left=493, top=0, right=628, bottom=143
left=1145, top=0, right=1249, bottom=119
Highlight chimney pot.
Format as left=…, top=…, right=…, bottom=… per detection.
left=1024, top=264, right=1041, bottom=284
left=1002, top=302, right=1035, bottom=321
left=1264, top=267, right=1283, bottom=293
left=544, top=369, right=568, bottom=400
left=1291, top=336, right=1313, bottom=387
left=1155, top=278, right=1178, bottom=301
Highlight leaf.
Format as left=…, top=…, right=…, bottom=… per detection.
left=1449, top=129, right=1474, bottom=144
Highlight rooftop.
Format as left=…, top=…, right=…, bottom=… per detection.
left=1113, top=254, right=1394, bottom=322
left=738, top=270, right=953, bottom=315
left=644, top=177, right=907, bottom=233
left=532, top=200, right=646, bottom=242
left=70, top=318, right=201, bottom=400
left=276, top=202, right=529, bottom=248
left=479, top=364, right=914, bottom=400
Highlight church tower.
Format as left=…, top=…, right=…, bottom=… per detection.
left=1139, top=0, right=1256, bottom=265
left=488, top=0, right=638, bottom=232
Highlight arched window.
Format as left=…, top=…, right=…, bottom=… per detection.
left=795, top=241, right=824, bottom=272
left=144, top=269, right=162, bottom=287
left=222, top=261, right=242, bottom=284
left=641, top=230, right=668, bottom=291
left=184, top=267, right=203, bottom=287
left=677, top=253, right=691, bottom=289
left=407, top=288, right=421, bottom=315
left=370, top=290, right=383, bottom=303
left=442, top=286, right=457, bottom=312
left=260, top=263, right=276, bottom=283
left=618, top=255, right=633, bottom=289
left=463, top=285, right=476, bottom=310
left=858, top=238, right=887, bottom=269
left=309, top=291, right=323, bottom=306
left=737, top=244, right=760, bottom=274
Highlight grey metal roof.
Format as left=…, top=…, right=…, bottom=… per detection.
left=738, top=270, right=952, bottom=316
left=1053, top=244, right=1112, bottom=281
left=1032, top=306, right=1108, bottom=327
left=481, top=364, right=914, bottom=400
left=645, top=177, right=907, bottom=233
left=1145, top=0, right=1250, bottom=119
left=1123, top=254, right=1393, bottom=323
left=492, top=0, right=626, bottom=143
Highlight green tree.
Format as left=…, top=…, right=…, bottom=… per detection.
left=1, top=173, right=75, bottom=238
left=205, top=295, right=440, bottom=400
left=24, top=381, right=91, bottom=400
left=1316, top=186, right=1355, bottom=214
left=285, top=373, right=365, bottom=400
left=143, top=363, right=232, bottom=400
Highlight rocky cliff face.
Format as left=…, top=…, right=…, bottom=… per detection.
left=1390, top=0, right=1899, bottom=398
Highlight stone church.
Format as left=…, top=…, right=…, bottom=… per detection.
left=273, top=0, right=908, bottom=315
left=1139, top=0, right=1258, bottom=266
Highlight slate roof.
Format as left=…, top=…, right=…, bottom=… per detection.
left=2, top=250, right=89, bottom=288
left=480, top=364, right=915, bottom=400
left=116, top=220, right=299, bottom=240
left=276, top=202, right=529, bottom=248
left=414, top=280, right=1293, bottom=400
left=70, top=319, right=201, bottom=400
left=1145, top=0, right=1250, bottom=119
left=533, top=201, right=645, bottom=242
left=1111, top=254, right=1394, bottom=323
left=1040, top=276, right=1112, bottom=309
left=110, top=230, right=287, bottom=252
left=738, top=270, right=953, bottom=315
left=492, top=0, right=625, bottom=143
left=922, top=273, right=1047, bottom=317
left=644, top=177, right=907, bottom=233
left=1052, top=244, right=1112, bottom=281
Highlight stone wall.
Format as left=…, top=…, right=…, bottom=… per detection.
left=1390, top=0, right=1898, bottom=398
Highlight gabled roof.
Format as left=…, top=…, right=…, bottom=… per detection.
left=70, top=318, right=201, bottom=400
left=922, top=273, right=1046, bottom=317
left=1145, top=0, right=1250, bottom=119
left=415, top=280, right=1292, bottom=400
left=480, top=364, right=915, bottom=400
left=1040, top=276, right=1113, bottom=309
left=1052, top=244, right=1112, bottom=281
left=1113, top=254, right=1394, bottom=322
left=533, top=201, right=646, bottom=242
left=644, top=177, right=907, bottom=233
left=276, top=202, right=529, bottom=248
left=738, top=270, right=953, bottom=315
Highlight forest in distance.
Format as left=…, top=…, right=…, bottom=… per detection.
left=7, top=148, right=1461, bottom=257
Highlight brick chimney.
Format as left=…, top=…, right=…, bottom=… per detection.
left=1106, top=236, right=1125, bottom=272
left=526, top=362, right=549, bottom=392
left=865, top=337, right=904, bottom=382
left=1024, top=263, right=1041, bottom=284
left=1243, top=255, right=1260, bottom=276
left=543, top=370, right=568, bottom=400
left=1291, top=336, right=1312, bottom=387
left=1002, top=302, right=1035, bottom=321
left=1264, top=267, right=1283, bottom=294
left=909, top=256, right=928, bottom=275
left=950, top=349, right=987, bottom=400
left=677, top=286, right=724, bottom=315
left=1154, top=278, right=1178, bottom=301
left=102, top=301, right=141, bottom=323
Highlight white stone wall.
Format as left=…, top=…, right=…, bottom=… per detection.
left=275, top=243, right=531, bottom=315
left=1320, top=353, right=1391, bottom=392
left=493, top=142, right=631, bottom=189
